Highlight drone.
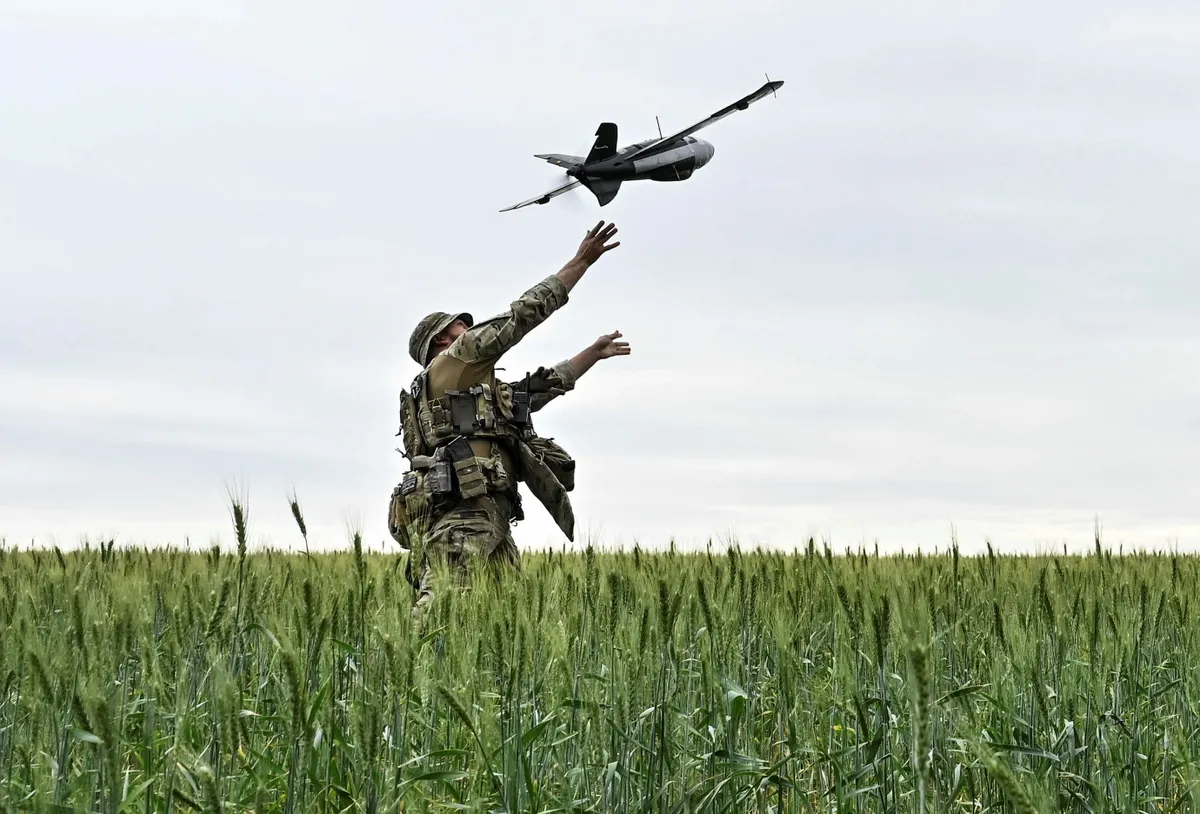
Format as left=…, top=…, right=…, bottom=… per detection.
left=499, top=76, right=784, bottom=212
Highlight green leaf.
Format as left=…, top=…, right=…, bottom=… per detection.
left=521, top=715, right=557, bottom=748
left=936, top=683, right=991, bottom=705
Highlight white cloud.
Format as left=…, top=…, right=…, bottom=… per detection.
left=2, top=0, right=1199, bottom=554
left=1089, top=11, right=1200, bottom=47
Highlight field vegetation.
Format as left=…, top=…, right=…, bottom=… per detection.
left=1, top=499, right=1198, bottom=812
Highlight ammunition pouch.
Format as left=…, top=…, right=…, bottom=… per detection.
left=386, top=435, right=516, bottom=548
left=448, top=385, right=497, bottom=434
left=443, top=436, right=488, bottom=500
left=386, top=476, right=418, bottom=550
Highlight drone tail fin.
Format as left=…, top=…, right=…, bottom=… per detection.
left=584, top=122, right=618, bottom=165
left=578, top=176, right=623, bottom=207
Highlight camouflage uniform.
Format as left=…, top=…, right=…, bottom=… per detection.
left=389, top=275, right=581, bottom=617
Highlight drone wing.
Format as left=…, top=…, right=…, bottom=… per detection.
left=499, top=177, right=583, bottom=212
left=621, top=79, right=784, bottom=161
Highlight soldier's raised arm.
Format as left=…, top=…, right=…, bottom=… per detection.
left=555, top=221, right=620, bottom=293
left=447, top=222, right=620, bottom=366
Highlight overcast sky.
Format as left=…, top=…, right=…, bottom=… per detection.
left=3, top=1, right=1199, bottom=554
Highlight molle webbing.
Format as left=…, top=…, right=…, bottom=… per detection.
left=397, top=389, right=424, bottom=458
left=397, top=371, right=431, bottom=459
left=419, top=382, right=527, bottom=447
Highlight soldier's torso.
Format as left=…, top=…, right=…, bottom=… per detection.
left=421, top=355, right=520, bottom=482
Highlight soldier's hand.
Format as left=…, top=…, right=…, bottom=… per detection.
left=574, top=221, right=620, bottom=266
left=590, top=330, right=631, bottom=360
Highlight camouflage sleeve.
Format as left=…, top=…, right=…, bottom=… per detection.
left=510, top=359, right=577, bottom=412
left=446, top=275, right=569, bottom=364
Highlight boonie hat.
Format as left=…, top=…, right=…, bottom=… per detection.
left=408, top=311, right=474, bottom=366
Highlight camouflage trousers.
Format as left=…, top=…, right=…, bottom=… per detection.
left=406, top=491, right=520, bottom=621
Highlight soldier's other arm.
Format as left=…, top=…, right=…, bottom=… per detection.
left=567, top=330, right=630, bottom=379
left=508, top=360, right=578, bottom=413
left=449, top=222, right=621, bottom=365
left=512, top=330, right=630, bottom=412
left=566, top=328, right=633, bottom=381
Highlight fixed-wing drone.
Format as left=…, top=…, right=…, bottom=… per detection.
left=499, top=77, right=784, bottom=212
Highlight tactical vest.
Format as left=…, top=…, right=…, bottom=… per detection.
left=388, top=368, right=578, bottom=549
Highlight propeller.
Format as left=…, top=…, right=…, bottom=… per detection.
left=539, top=136, right=594, bottom=211
left=552, top=169, right=588, bottom=211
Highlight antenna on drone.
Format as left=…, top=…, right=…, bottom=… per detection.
left=655, top=115, right=663, bottom=138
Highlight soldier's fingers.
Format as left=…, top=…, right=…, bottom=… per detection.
left=602, top=241, right=621, bottom=252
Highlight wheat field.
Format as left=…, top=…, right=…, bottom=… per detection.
left=1, top=500, right=1198, bottom=812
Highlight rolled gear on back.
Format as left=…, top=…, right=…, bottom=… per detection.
left=523, top=435, right=576, bottom=492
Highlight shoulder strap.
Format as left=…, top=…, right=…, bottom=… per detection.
left=411, top=369, right=429, bottom=399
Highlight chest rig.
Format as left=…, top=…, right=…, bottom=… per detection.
left=401, top=370, right=536, bottom=452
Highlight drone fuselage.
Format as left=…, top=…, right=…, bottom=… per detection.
left=575, top=136, right=715, bottom=184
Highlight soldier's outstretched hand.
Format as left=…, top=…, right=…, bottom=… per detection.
left=590, top=330, right=631, bottom=360
left=574, top=221, right=620, bottom=266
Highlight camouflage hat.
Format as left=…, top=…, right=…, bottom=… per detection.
left=408, top=310, right=473, bottom=366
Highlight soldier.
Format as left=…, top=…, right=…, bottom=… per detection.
left=389, top=221, right=626, bottom=619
